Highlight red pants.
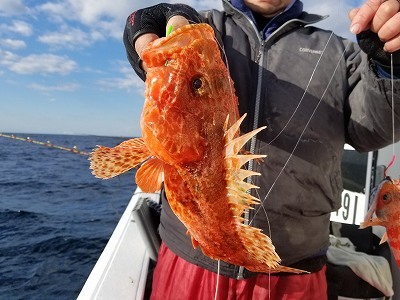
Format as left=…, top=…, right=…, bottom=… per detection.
left=151, top=243, right=327, bottom=300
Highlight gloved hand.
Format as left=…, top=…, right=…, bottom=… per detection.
left=123, top=3, right=203, bottom=80
left=357, top=29, right=400, bottom=77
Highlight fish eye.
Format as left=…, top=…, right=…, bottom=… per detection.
left=192, top=77, right=203, bottom=90
left=382, top=193, right=391, bottom=202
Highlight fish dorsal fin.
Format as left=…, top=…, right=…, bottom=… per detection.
left=136, top=157, right=164, bottom=192
left=224, top=115, right=266, bottom=215
left=90, top=138, right=151, bottom=179
left=223, top=115, right=290, bottom=270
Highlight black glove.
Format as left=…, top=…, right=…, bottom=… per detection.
left=357, top=29, right=400, bottom=77
left=123, top=3, right=203, bottom=81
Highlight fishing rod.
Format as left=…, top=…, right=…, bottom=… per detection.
left=0, top=133, right=89, bottom=156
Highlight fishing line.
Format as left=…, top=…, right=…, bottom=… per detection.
left=251, top=40, right=351, bottom=223
left=267, top=31, right=337, bottom=146
left=266, top=0, right=345, bottom=146
left=214, top=259, right=221, bottom=300
left=385, top=53, right=397, bottom=176
left=250, top=0, right=347, bottom=224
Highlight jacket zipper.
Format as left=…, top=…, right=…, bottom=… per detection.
left=236, top=39, right=265, bottom=280
left=231, top=8, right=266, bottom=279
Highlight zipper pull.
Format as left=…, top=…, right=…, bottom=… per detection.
left=255, top=41, right=265, bottom=64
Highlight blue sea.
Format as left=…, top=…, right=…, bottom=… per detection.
left=0, top=134, right=137, bottom=299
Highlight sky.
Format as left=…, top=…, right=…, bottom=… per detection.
left=0, top=0, right=363, bottom=137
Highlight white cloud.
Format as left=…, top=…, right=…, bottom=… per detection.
left=8, top=54, right=77, bottom=75
left=38, top=26, right=101, bottom=49
left=0, top=38, right=26, bottom=50
left=37, top=0, right=155, bottom=40
left=0, top=0, right=29, bottom=16
left=0, top=49, right=19, bottom=66
left=35, top=0, right=222, bottom=41
left=29, top=82, right=80, bottom=92
left=2, top=20, right=33, bottom=36
left=98, top=61, right=145, bottom=93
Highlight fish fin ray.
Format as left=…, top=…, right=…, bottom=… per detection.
left=224, top=113, right=266, bottom=156
left=237, top=224, right=308, bottom=274
left=135, top=158, right=164, bottom=192
left=224, top=113, right=246, bottom=142
left=238, top=224, right=280, bottom=269
left=224, top=114, right=266, bottom=216
left=225, top=154, right=266, bottom=169
left=262, top=265, right=308, bottom=274
left=359, top=218, right=383, bottom=229
left=380, top=232, right=388, bottom=245
left=90, top=138, right=151, bottom=179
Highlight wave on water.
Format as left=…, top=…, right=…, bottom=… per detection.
left=0, top=134, right=137, bottom=300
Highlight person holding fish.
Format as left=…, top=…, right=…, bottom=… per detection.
left=100, top=0, right=400, bottom=299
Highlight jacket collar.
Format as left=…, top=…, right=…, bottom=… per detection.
left=227, top=0, right=304, bottom=38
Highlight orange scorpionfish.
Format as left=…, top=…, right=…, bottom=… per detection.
left=360, top=176, right=400, bottom=267
left=90, top=23, right=304, bottom=274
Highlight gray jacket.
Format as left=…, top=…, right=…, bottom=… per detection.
left=159, top=0, right=400, bottom=278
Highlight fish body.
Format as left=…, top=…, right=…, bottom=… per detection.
left=360, top=176, right=400, bottom=267
left=90, top=24, right=304, bottom=273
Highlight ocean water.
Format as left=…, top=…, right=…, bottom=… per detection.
left=0, top=134, right=137, bottom=300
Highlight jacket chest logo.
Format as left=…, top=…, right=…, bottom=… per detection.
left=299, top=47, right=323, bottom=55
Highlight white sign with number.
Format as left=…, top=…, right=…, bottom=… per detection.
left=330, top=190, right=368, bottom=225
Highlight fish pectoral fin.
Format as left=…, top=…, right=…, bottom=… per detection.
left=379, top=232, right=388, bottom=245
left=90, top=138, right=151, bottom=179
left=359, top=218, right=383, bottom=229
left=186, top=230, right=199, bottom=249
left=135, top=158, right=164, bottom=192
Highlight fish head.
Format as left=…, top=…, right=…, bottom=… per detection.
left=365, top=176, right=400, bottom=223
left=374, top=177, right=400, bottom=221
left=140, top=24, right=238, bottom=165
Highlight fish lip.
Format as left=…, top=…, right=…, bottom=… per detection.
left=385, top=175, right=394, bottom=184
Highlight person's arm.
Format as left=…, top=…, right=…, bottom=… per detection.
left=123, top=3, right=203, bottom=80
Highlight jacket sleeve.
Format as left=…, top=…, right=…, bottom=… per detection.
left=344, top=39, right=400, bottom=152
left=123, top=3, right=203, bottom=81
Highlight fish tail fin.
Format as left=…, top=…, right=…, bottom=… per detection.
left=90, top=138, right=151, bottom=179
